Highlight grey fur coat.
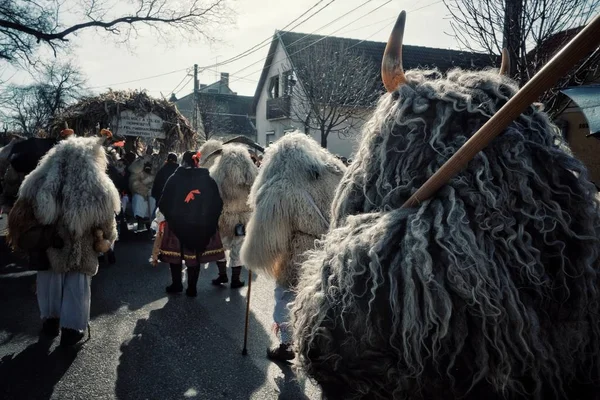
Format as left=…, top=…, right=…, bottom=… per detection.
left=240, top=132, right=346, bottom=287
left=200, top=141, right=258, bottom=248
left=17, top=136, right=120, bottom=276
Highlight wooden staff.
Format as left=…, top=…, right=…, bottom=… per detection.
left=401, top=14, right=600, bottom=208
left=242, top=268, right=252, bottom=356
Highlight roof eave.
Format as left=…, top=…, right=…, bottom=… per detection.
left=252, top=31, right=282, bottom=113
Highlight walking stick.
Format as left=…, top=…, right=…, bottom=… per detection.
left=242, top=268, right=252, bottom=355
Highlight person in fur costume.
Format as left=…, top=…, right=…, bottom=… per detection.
left=241, top=132, right=345, bottom=361
left=291, top=11, right=600, bottom=400
left=8, top=130, right=119, bottom=346
left=129, top=153, right=156, bottom=230
left=198, top=139, right=258, bottom=289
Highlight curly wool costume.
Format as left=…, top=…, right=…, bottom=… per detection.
left=199, top=140, right=258, bottom=246
left=10, top=136, right=120, bottom=276
left=291, top=47, right=600, bottom=400
left=241, top=132, right=346, bottom=287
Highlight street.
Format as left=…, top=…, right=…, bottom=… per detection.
left=0, top=232, right=320, bottom=400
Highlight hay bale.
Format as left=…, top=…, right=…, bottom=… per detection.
left=49, top=90, right=198, bottom=153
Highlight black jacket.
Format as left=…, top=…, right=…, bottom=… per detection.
left=158, top=167, right=223, bottom=252
left=152, top=162, right=179, bottom=201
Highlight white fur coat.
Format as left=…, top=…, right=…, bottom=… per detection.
left=200, top=141, right=258, bottom=248
left=240, top=132, right=346, bottom=287
left=18, top=136, right=120, bottom=276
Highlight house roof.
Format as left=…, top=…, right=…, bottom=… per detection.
left=174, top=92, right=256, bottom=136
left=252, top=30, right=497, bottom=111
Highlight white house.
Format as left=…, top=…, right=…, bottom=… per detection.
left=252, top=31, right=495, bottom=158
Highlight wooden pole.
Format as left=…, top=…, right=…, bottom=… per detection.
left=402, top=14, right=600, bottom=209
left=242, top=268, right=252, bottom=356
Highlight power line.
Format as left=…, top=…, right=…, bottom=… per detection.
left=228, top=0, right=444, bottom=85
left=89, top=67, right=189, bottom=89
left=194, top=0, right=337, bottom=72
left=229, top=0, right=389, bottom=84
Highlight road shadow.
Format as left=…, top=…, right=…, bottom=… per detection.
left=115, top=292, right=268, bottom=399
left=115, top=265, right=311, bottom=400
left=0, top=337, right=78, bottom=399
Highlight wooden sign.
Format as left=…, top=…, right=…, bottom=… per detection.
left=111, top=111, right=166, bottom=139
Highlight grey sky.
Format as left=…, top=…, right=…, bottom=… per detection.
left=3, top=0, right=464, bottom=98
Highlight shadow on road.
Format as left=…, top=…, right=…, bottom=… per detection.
left=115, top=292, right=269, bottom=399
left=0, top=337, right=78, bottom=399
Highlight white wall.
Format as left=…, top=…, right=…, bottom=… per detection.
left=255, top=40, right=294, bottom=147
left=255, top=39, right=372, bottom=158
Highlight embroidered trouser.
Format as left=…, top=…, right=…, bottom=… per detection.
left=273, top=284, right=296, bottom=344
left=37, top=271, right=91, bottom=331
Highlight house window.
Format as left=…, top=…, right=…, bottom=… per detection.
left=266, top=131, right=275, bottom=146
left=268, top=76, right=280, bottom=98
left=282, top=70, right=295, bottom=96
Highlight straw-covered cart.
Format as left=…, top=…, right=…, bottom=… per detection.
left=49, top=90, right=198, bottom=155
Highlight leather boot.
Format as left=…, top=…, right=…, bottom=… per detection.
left=230, top=266, right=245, bottom=289
left=267, top=342, right=295, bottom=361
left=211, top=260, right=228, bottom=285
left=166, top=264, right=183, bottom=293
left=42, top=318, right=60, bottom=337
left=60, top=328, right=84, bottom=347
left=186, top=265, right=200, bottom=297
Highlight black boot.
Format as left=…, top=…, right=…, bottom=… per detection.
left=60, top=328, right=84, bottom=347
left=212, top=261, right=228, bottom=286
left=267, top=343, right=295, bottom=361
left=186, top=265, right=200, bottom=297
left=230, top=266, right=245, bottom=289
left=166, top=264, right=183, bottom=294
left=42, top=318, right=60, bottom=337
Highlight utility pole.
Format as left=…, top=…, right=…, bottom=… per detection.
left=502, top=0, right=523, bottom=82
left=192, top=64, right=199, bottom=132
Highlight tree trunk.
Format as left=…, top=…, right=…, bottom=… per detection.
left=503, top=0, right=523, bottom=81
left=320, top=128, right=327, bottom=148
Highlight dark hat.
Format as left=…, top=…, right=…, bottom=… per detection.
left=167, top=153, right=178, bottom=162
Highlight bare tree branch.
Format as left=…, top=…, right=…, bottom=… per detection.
left=0, top=60, right=87, bottom=136
left=0, top=0, right=233, bottom=64
left=443, top=0, right=599, bottom=84
left=285, top=41, right=379, bottom=148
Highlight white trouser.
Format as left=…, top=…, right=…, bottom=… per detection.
left=220, top=235, right=244, bottom=267
left=132, top=194, right=156, bottom=219
left=37, top=271, right=91, bottom=332
left=273, top=284, right=296, bottom=344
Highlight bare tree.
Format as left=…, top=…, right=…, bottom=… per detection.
left=0, top=0, right=233, bottom=64
left=443, top=0, right=599, bottom=85
left=197, top=93, right=233, bottom=141
left=286, top=42, right=379, bottom=148
left=0, top=61, right=86, bottom=136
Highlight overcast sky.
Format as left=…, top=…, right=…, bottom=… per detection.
left=3, top=0, right=464, bottom=98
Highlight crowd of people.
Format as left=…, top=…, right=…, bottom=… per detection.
left=2, top=9, right=600, bottom=400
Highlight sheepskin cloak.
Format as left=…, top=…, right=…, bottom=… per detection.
left=241, top=132, right=346, bottom=287
left=199, top=140, right=258, bottom=248
left=16, top=136, right=120, bottom=276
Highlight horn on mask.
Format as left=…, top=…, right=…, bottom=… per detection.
left=499, top=48, right=510, bottom=75
left=382, top=10, right=407, bottom=92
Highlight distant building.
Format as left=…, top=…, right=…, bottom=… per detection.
left=536, top=28, right=600, bottom=186
left=173, top=72, right=256, bottom=142
left=253, top=30, right=496, bottom=158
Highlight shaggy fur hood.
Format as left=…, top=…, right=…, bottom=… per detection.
left=16, top=136, right=120, bottom=276
left=241, top=132, right=345, bottom=287
left=201, top=141, right=258, bottom=244
left=291, top=69, right=600, bottom=400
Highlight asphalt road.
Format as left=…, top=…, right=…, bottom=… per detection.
left=0, top=231, right=321, bottom=400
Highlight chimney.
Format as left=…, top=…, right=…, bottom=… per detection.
left=220, top=72, right=230, bottom=87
